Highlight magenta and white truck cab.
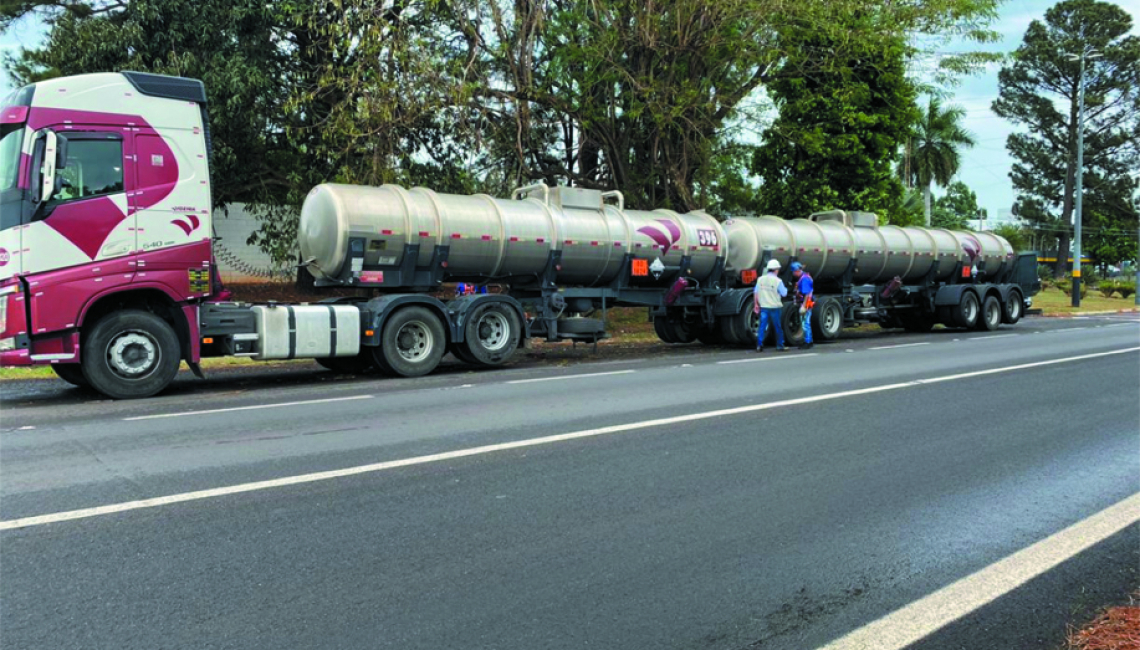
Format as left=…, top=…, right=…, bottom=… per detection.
left=1, top=72, right=221, bottom=396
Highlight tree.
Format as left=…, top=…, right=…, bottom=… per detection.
left=932, top=180, right=985, bottom=230
left=448, top=0, right=1002, bottom=212
left=992, top=0, right=1140, bottom=275
left=6, top=0, right=291, bottom=210
left=748, top=16, right=918, bottom=220
left=899, top=99, right=976, bottom=227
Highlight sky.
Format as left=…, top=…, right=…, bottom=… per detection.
left=1, top=0, right=1137, bottom=219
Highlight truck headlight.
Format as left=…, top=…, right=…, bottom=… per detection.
left=0, top=337, right=15, bottom=351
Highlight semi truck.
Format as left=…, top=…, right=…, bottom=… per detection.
left=0, top=72, right=1040, bottom=399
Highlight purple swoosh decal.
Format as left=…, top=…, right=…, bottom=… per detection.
left=637, top=226, right=672, bottom=249
left=656, top=219, right=681, bottom=242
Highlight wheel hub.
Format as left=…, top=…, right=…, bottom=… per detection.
left=396, top=321, right=432, bottom=362
left=107, top=332, right=158, bottom=378
left=476, top=312, right=510, bottom=351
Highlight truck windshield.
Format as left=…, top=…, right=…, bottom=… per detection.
left=0, top=122, right=22, bottom=193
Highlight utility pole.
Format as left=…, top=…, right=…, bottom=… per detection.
left=1069, top=47, right=1102, bottom=307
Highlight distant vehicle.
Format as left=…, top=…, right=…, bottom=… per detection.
left=0, top=72, right=1041, bottom=399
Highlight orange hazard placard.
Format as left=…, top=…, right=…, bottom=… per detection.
left=631, top=259, right=649, bottom=277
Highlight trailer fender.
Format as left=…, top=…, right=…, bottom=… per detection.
left=933, top=285, right=978, bottom=307
left=713, top=288, right=753, bottom=317
left=447, top=294, right=528, bottom=343
left=362, top=295, right=450, bottom=347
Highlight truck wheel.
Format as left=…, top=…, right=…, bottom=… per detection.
left=976, top=295, right=1002, bottom=331
left=315, top=353, right=375, bottom=374
left=730, top=304, right=758, bottom=347
left=464, top=302, right=521, bottom=365
left=654, top=316, right=679, bottom=343
left=52, top=363, right=90, bottom=387
left=371, top=306, right=446, bottom=377
left=718, top=314, right=742, bottom=345
left=666, top=318, right=698, bottom=344
left=696, top=323, right=723, bottom=345
left=450, top=342, right=480, bottom=365
left=81, top=310, right=181, bottom=399
left=781, top=303, right=806, bottom=347
left=811, top=298, right=844, bottom=342
left=1002, top=291, right=1023, bottom=324
left=901, top=312, right=936, bottom=333
left=952, top=291, right=980, bottom=329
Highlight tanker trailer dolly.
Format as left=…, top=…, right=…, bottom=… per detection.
left=718, top=210, right=1041, bottom=347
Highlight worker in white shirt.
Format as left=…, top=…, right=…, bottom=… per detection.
left=753, top=259, right=788, bottom=352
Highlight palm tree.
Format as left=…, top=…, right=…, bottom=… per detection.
left=900, top=99, right=976, bottom=227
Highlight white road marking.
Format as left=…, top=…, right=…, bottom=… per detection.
left=3, top=347, right=1136, bottom=531
left=869, top=342, right=931, bottom=350
left=966, top=334, right=1018, bottom=341
left=718, top=353, right=817, bottom=364
left=816, top=491, right=1140, bottom=650
left=123, top=395, right=374, bottom=421
left=506, top=369, right=636, bottom=384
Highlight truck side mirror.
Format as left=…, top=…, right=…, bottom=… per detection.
left=36, top=130, right=59, bottom=205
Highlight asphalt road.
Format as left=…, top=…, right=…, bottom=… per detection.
left=1, top=314, right=1138, bottom=649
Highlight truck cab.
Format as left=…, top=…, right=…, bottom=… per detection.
left=1, top=72, right=215, bottom=396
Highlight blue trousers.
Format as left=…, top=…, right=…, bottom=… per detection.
left=802, top=308, right=813, bottom=343
left=758, top=308, right=784, bottom=348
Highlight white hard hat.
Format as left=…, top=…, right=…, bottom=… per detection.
left=766, top=259, right=782, bottom=272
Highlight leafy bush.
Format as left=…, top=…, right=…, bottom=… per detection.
left=1099, top=286, right=1117, bottom=298
left=1037, top=264, right=1055, bottom=283
left=1056, top=275, right=1089, bottom=298
left=1113, top=281, right=1136, bottom=300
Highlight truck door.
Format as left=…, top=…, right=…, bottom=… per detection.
left=23, top=129, right=136, bottom=334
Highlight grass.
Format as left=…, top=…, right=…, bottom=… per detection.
left=1032, top=286, right=1139, bottom=316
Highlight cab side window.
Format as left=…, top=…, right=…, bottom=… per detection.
left=55, top=138, right=124, bottom=202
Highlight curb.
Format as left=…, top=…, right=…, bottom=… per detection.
left=1040, top=308, right=1140, bottom=317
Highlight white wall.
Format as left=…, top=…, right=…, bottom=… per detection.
left=212, top=204, right=293, bottom=284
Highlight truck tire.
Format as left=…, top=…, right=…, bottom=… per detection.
left=558, top=317, right=605, bottom=336
left=315, top=353, right=375, bottom=374
left=52, top=363, right=90, bottom=387
left=696, top=323, right=723, bottom=345
left=668, top=318, right=698, bottom=344
left=951, top=291, right=980, bottom=329
left=781, top=303, right=806, bottom=347
left=718, top=314, right=742, bottom=345
left=901, top=312, right=936, bottom=332
left=1002, top=290, right=1023, bottom=324
left=81, top=310, right=181, bottom=399
left=654, top=316, right=679, bottom=343
left=811, top=298, right=844, bottom=342
left=463, top=302, right=521, bottom=365
left=371, top=306, right=446, bottom=377
left=976, top=294, right=1002, bottom=331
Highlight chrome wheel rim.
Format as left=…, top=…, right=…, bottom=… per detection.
left=824, top=305, right=841, bottom=334
left=396, top=321, right=433, bottom=362
left=106, top=330, right=159, bottom=379
left=477, top=312, right=510, bottom=351
left=964, top=298, right=977, bottom=323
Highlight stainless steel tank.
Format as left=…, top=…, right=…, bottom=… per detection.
left=724, top=210, right=1015, bottom=284
left=300, top=183, right=727, bottom=286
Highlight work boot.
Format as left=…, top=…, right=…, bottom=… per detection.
left=756, top=347, right=764, bottom=352
left=799, top=342, right=814, bottom=350
left=776, top=346, right=787, bottom=351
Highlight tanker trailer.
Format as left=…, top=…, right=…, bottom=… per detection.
left=294, top=183, right=730, bottom=372
left=705, top=210, right=1039, bottom=347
